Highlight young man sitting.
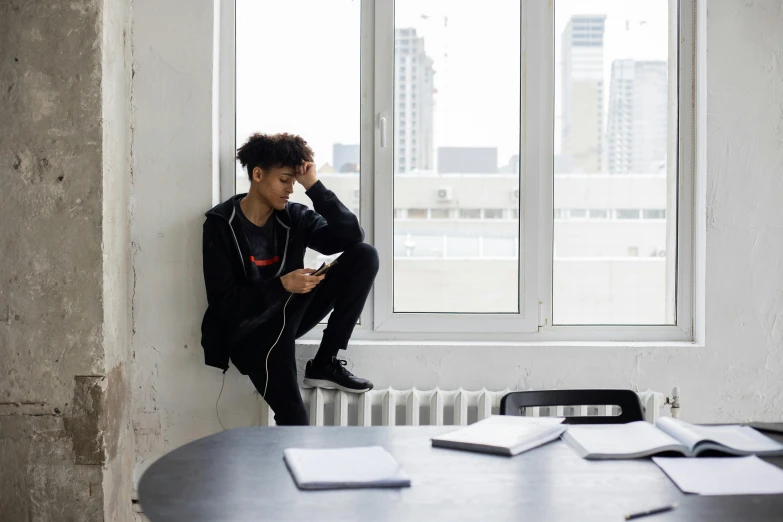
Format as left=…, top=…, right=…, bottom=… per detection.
left=201, top=132, right=378, bottom=426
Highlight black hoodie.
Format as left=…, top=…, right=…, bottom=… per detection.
left=201, top=180, right=363, bottom=373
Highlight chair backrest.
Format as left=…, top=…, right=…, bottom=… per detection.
left=499, top=389, right=645, bottom=424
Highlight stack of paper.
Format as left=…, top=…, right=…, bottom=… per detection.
left=431, top=415, right=567, bottom=456
left=283, top=446, right=411, bottom=490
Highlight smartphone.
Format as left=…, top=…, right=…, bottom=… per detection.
left=312, top=260, right=337, bottom=277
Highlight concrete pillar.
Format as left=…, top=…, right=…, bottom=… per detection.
left=0, top=1, right=133, bottom=520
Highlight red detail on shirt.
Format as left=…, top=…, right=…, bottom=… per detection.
left=249, top=255, right=280, bottom=267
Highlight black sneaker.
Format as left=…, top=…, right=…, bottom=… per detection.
left=303, top=357, right=373, bottom=393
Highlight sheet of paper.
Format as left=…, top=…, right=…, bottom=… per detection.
left=283, top=446, right=411, bottom=490
left=653, top=455, right=783, bottom=495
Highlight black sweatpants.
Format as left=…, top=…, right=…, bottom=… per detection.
left=243, top=242, right=379, bottom=426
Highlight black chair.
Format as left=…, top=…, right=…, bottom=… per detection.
left=499, top=389, right=645, bottom=424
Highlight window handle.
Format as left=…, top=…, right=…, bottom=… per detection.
left=378, top=113, right=388, bottom=148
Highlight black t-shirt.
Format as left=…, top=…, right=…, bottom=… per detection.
left=235, top=201, right=280, bottom=282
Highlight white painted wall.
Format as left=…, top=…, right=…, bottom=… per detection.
left=131, top=0, right=783, bottom=486
left=130, top=0, right=261, bottom=486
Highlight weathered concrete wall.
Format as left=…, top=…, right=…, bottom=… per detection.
left=101, top=0, right=134, bottom=519
left=130, top=0, right=783, bottom=492
left=0, top=0, right=133, bottom=520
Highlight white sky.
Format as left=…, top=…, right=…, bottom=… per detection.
left=236, top=0, right=671, bottom=168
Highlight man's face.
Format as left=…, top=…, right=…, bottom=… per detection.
left=251, top=164, right=297, bottom=210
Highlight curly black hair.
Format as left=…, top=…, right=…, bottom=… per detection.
left=236, top=132, right=315, bottom=180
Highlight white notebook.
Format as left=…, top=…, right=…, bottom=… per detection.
left=563, top=417, right=783, bottom=459
left=431, top=415, right=567, bottom=456
left=283, top=446, right=411, bottom=490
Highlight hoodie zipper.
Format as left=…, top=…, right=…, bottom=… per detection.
left=273, top=215, right=291, bottom=278
left=226, top=206, right=247, bottom=278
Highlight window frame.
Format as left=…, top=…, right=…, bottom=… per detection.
left=539, top=0, right=695, bottom=340
left=371, top=0, right=539, bottom=334
left=219, top=0, right=696, bottom=343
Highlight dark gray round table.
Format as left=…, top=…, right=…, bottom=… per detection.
left=138, top=426, right=783, bottom=522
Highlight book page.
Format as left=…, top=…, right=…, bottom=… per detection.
left=659, top=418, right=783, bottom=454
left=563, top=421, right=684, bottom=458
left=656, top=417, right=703, bottom=452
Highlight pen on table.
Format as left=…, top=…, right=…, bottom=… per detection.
left=624, top=503, right=678, bottom=520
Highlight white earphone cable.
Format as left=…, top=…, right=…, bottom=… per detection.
left=216, top=292, right=294, bottom=430
left=215, top=370, right=227, bottom=431
left=262, top=292, right=294, bottom=399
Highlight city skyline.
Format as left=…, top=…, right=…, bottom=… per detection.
left=236, top=1, right=670, bottom=176
left=315, top=12, right=668, bottom=176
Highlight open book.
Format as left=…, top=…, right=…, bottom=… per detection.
left=563, top=417, right=783, bottom=459
left=431, top=415, right=566, bottom=456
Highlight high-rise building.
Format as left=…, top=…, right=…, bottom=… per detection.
left=605, top=60, right=668, bottom=174
left=561, top=15, right=606, bottom=174
left=333, top=143, right=360, bottom=173
left=498, top=154, right=520, bottom=174
left=395, top=28, right=435, bottom=173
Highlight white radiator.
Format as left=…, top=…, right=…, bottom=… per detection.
left=258, top=387, right=680, bottom=427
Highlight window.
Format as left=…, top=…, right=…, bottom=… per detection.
left=553, top=0, right=683, bottom=327
left=225, top=0, right=694, bottom=341
left=552, top=0, right=688, bottom=325
left=616, top=209, right=641, bottom=220
left=643, top=209, right=666, bottom=220
left=458, top=209, right=482, bottom=220
left=234, top=0, right=360, bottom=273
left=448, top=236, right=480, bottom=258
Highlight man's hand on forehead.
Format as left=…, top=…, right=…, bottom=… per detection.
left=295, top=161, right=318, bottom=190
